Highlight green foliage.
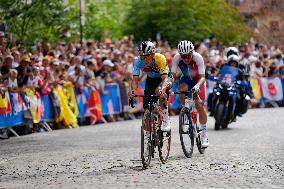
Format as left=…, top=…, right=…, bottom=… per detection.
left=0, top=0, right=251, bottom=47
left=0, top=0, right=69, bottom=46
left=124, top=0, right=251, bottom=46
left=84, top=0, right=127, bottom=40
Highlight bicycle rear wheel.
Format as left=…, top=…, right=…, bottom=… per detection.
left=141, top=115, right=152, bottom=168
left=179, top=109, right=194, bottom=158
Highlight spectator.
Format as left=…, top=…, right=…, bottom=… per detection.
left=251, top=61, right=264, bottom=78
left=85, top=59, right=96, bottom=82
left=101, top=59, right=115, bottom=85
left=279, top=64, right=284, bottom=78
left=267, top=63, right=278, bottom=78
left=275, top=52, right=283, bottom=68
left=7, top=69, right=19, bottom=93
left=27, top=67, right=42, bottom=89
left=16, top=55, right=32, bottom=87
left=1, top=55, right=13, bottom=80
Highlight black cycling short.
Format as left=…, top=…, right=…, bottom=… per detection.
left=143, top=76, right=172, bottom=109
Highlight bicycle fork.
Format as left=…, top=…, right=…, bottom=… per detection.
left=188, top=110, right=199, bottom=138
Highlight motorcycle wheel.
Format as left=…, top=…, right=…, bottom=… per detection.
left=215, top=104, right=224, bottom=130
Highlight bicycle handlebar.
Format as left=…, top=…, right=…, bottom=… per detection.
left=129, top=94, right=160, bottom=108
left=172, top=89, right=195, bottom=95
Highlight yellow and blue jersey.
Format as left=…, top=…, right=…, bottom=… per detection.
left=133, top=53, right=169, bottom=78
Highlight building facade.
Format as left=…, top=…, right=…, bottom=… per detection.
left=227, top=0, right=284, bottom=46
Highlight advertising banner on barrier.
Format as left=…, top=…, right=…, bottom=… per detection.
left=41, top=95, right=53, bottom=122
left=1, top=77, right=284, bottom=128
left=100, top=84, right=121, bottom=115
left=0, top=93, right=23, bottom=128
left=76, top=87, right=90, bottom=118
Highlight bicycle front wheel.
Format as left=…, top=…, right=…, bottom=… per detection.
left=196, top=127, right=205, bottom=154
left=158, top=128, right=171, bottom=164
left=141, top=116, right=152, bottom=168
left=179, top=109, right=194, bottom=158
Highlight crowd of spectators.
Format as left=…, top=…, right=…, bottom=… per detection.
left=203, top=37, right=284, bottom=79
left=0, top=30, right=284, bottom=138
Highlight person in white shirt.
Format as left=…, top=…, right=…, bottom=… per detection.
left=8, top=69, right=18, bottom=93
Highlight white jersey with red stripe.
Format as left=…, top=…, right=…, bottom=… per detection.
left=171, top=51, right=205, bottom=81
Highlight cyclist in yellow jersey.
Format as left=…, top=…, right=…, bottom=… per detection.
left=128, top=41, right=173, bottom=132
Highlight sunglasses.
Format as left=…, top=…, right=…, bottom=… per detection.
left=140, top=55, right=152, bottom=61
left=180, top=53, right=193, bottom=60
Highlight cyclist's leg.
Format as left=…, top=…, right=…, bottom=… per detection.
left=155, top=77, right=172, bottom=131
left=143, top=77, right=162, bottom=131
left=194, top=82, right=209, bottom=147
left=195, top=82, right=207, bottom=125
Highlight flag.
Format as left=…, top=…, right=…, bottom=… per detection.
left=260, top=77, right=283, bottom=101
left=0, top=92, right=12, bottom=115
left=86, top=90, right=103, bottom=124
left=250, top=78, right=263, bottom=100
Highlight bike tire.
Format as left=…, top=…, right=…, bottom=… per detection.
left=196, top=132, right=205, bottom=154
left=179, top=109, right=194, bottom=158
left=215, top=104, right=224, bottom=130
left=158, top=129, right=171, bottom=164
left=141, top=116, right=152, bottom=169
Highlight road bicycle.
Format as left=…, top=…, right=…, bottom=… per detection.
left=129, top=94, right=171, bottom=168
left=173, top=90, right=205, bottom=158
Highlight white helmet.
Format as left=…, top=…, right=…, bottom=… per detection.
left=138, top=41, right=155, bottom=55
left=226, top=47, right=239, bottom=57
left=227, top=54, right=240, bottom=64
left=178, top=40, right=194, bottom=55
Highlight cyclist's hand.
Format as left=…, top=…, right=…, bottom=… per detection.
left=158, top=89, right=168, bottom=98
left=128, top=90, right=136, bottom=98
left=192, top=84, right=200, bottom=94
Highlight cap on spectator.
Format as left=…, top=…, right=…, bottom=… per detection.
left=21, top=55, right=31, bottom=63
left=103, top=59, right=114, bottom=67
left=114, top=49, right=121, bottom=55
left=51, top=59, right=60, bottom=66
left=0, top=31, right=4, bottom=37
left=87, top=58, right=97, bottom=65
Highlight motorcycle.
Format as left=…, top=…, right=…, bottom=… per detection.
left=208, top=65, right=239, bottom=130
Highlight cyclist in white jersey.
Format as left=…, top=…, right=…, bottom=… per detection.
left=171, top=40, right=209, bottom=148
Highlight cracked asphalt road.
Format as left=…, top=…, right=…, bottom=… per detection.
left=0, top=108, right=284, bottom=189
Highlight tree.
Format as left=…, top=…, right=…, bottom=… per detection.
left=0, top=0, right=70, bottom=46
left=0, top=0, right=128, bottom=46
left=83, top=0, right=128, bottom=40
left=124, top=0, right=251, bottom=46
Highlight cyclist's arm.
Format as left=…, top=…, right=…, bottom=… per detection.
left=196, top=74, right=206, bottom=87
left=161, top=74, right=169, bottom=92
left=171, top=54, right=180, bottom=80
left=195, top=53, right=206, bottom=89
left=131, top=75, right=139, bottom=92
left=130, top=57, right=141, bottom=93
left=158, top=55, right=171, bottom=92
